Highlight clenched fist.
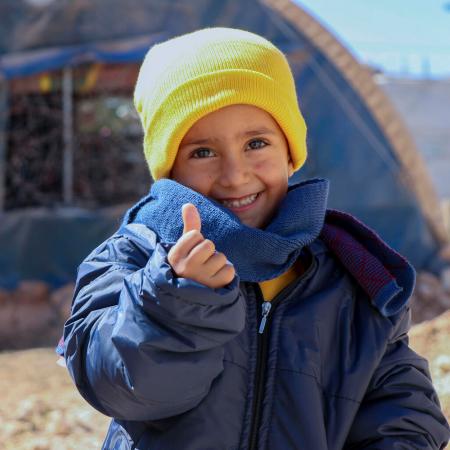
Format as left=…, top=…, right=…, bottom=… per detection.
left=167, top=203, right=235, bottom=289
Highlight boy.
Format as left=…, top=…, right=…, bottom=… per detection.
left=60, top=28, right=450, bottom=449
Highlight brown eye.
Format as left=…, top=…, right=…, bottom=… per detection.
left=191, top=148, right=215, bottom=158
left=247, top=139, right=267, bottom=150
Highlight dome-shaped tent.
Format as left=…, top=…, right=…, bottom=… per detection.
left=0, top=0, right=447, bottom=287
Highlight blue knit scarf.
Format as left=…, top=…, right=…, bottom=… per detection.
left=122, top=178, right=329, bottom=282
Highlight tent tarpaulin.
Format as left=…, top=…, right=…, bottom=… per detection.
left=0, top=34, right=166, bottom=80
left=0, top=0, right=447, bottom=288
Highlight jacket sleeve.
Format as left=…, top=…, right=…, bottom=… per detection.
left=344, top=306, right=450, bottom=450
left=63, top=223, right=246, bottom=421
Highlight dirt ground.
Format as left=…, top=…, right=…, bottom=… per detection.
left=0, top=349, right=110, bottom=450
left=409, top=310, right=450, bottom=429
left=1, top=311, right=449, bottom=450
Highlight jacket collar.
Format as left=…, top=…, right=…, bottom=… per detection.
left=320, top=210, right=415, bottom=317
left=123, top=178, right=415, bottom=317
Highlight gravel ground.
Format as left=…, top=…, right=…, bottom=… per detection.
left=1, top=310, right=449, bottom=449
left=0, top=349, right=109, bottom=449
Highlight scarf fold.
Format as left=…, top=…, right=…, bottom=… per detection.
left=123, top=178, right=329, bottom=282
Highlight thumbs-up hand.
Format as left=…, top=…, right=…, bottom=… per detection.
left=167, top=203, right=235, bottom=289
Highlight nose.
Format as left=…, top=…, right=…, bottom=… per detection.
left=218, top=152, right=251, bottom=188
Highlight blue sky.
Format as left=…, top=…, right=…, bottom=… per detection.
left=295, top=0, right=450, bottom=77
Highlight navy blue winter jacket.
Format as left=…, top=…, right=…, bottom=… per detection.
left=62, top=215, right=450, bottom=449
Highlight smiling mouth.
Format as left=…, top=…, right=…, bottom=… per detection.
left=219, top=192, right=260, bottom=209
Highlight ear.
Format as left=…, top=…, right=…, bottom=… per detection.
left=288, top=158, right=295, bottom=177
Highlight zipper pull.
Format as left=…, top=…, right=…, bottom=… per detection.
left=258, top=301, right=272, bottom=334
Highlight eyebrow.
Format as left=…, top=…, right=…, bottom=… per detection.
left=242, top=127, right=276, bottom=137
left=181, top=127, right=276, bottom=146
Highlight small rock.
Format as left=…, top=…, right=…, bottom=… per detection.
left=50, top=283, right=75, bottom=321
left=415, top=272, right=442, bottom=302
left=9, top=281, right=59, bottom=347
left=24, top=437, right=51, bottom=450
left=45, top=410, right=71, bottom=436
left=0, top=288, right=11, bottom=302
left=433, top=374, right=450, bottom=397
left=14, top=281, right=50, bottom=305
left=2, top=420, right=33, bottom=438
left=16, top=398, right=49, bottom=421
left=411, top=271, right=450, bottom=324
left=434, top=355, right=450, bottom=375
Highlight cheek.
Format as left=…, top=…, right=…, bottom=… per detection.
left=181, top=171, right=216, bottom=195
left=253, top=160, right=266, bottom=172
left=254, top=159, right=289, bottom=183
left=251, top=157, right=276, bottom=174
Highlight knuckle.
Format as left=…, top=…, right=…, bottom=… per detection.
left=180, top=230, right=202, bottom=246
left=203, top=239, right=215, bottom=252
left=216, top=252, right=227, bottom=266
left=189, top=230, right=203, bottom=241
left=213, top=264, right=235, bottom=286
left=178, top=260, right=187, bottom=272
left=175, top=260, right=190, bottom=276
left=167, top=250, right=179, bottom=266
left=223, top=264, right=235, bottom=279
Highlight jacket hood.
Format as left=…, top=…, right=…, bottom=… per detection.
left=321, top=209, right=415, bottom=317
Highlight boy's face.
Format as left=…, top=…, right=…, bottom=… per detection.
left=171, top=104, right=294, bottom=228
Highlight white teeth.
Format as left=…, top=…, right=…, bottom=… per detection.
left=222, top=193, right=258, bottom=208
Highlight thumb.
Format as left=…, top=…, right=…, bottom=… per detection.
left=182, top=203, right=202, bottom=235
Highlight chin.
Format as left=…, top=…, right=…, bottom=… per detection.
left=242, top=217, right=265, bottom=229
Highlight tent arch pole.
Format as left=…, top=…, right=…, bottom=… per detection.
left=261, top=0, right=448, bottom=245
left=62, top=67, right=74, bottom=205
left=258, top=4, right=403, bottom=180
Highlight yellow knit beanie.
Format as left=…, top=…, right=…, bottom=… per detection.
left=134, top=27, right=307, bottom=180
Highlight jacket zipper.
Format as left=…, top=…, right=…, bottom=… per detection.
left=248, top=286, right=281, bottom=450
left=247, top=251, right=316, bottom=450
left=258, top=301, right=272, bottom=334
